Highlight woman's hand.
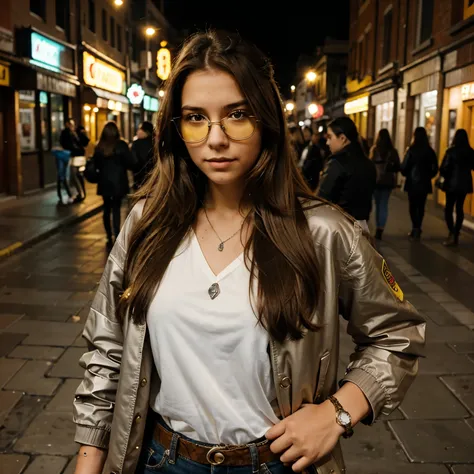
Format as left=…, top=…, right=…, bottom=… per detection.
left=265, top=401, right=343, bottom=472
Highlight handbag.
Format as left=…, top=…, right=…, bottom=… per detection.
left=435, top=175, right=446, bottom=191
left=84, top=157, right=100, bottom=183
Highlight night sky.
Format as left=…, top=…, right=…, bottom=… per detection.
left=161, top=0, right=350, bottom=97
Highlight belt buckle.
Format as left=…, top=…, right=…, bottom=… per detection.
left=206, top=445, right=226, bottom=466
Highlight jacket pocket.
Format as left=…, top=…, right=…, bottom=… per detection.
left=314, top=351, right=331, bottom=403
left=145, top=444, right=170, bottom=471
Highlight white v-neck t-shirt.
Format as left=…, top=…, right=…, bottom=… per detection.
left=147, top=231, right=280, bottom=445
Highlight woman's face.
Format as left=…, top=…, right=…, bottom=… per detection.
left=326, top=127, right=349, bottom=154
left=180, top=68, right=262, bottom=188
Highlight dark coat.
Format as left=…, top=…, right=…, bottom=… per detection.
left=370, top=146, right=401, bottom=190
left=317, top=143, right=377, bottom=221
left=401, top=146, right=438, bottom=194
left=93, top=140, right=136, bottom=197
left=131, top=136, right=155, bottom=189
left=302, top=144, right=324, bottom=191
left=59, top=128, right=83, bottom=157
left=440, top=146, right=474, bottom=195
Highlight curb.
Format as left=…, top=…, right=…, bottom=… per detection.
left=0, top=203, right=103, bottom=262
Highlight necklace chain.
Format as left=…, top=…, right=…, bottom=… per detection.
left=202, top=207, right=245, bottom=251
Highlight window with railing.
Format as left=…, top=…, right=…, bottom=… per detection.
left=382, top=8, right=393, bottom=66
left=102, top=9, right=108, bottom=42
left=88, top=0, right=96, bottom=33
left=417, top=0, right=434, bottom=45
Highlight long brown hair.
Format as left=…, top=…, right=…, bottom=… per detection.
left=96, top=121, right=120, bottom=156
left=119, top=30, right=325, bottom=343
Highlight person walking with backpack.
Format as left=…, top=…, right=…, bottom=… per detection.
left=439, top=129, right=474, bottom=246
left=400, top=127, right=439, bottom=241
left=370, top=129, right=400, bottom=240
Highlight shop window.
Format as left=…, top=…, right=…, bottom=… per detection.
left=110, top=17, right=116, bottom=48
left=117, top=25, right=122, bottom=52
left=18, top=91, right=36, bottom=152
left=102, top=9, right=108, bottom=42
left=464, top=0, right=474, bottom=20
left=417, top=0, right=435, bottom=45
left=39, top=92, right=50, bottom=151
left=50, top=94, right=65, bottom=149
left=30, top=0, right=46, bottom=20
left=382, top=8, right=393, bottom=66
left=89, top=0, right=96, bottom=33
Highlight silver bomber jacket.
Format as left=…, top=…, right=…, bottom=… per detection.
left=73, top=201, right=425, bottom=474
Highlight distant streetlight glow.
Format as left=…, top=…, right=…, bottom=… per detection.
left=145, top=27, right=156, bottom=37
left=114, top=0, right=124, bottom=6
left=298, top=121, right=305, bottom=127
left=308, top=103, right=318, bottom=115
left=158, top=90, right=165, bottom=97
left=285, top=101, right=295, bottom=112
left=306, top=71, right=317, bottom=83
left=290, top=85, right=296, bottom=92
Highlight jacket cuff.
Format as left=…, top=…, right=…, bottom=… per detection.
left=340, top=367, right=388, bottom=425
left=74, top=424, right=110, bottom=449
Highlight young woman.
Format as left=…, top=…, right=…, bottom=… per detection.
left=317, top=117, right=377, bottom=233
left=369, top=128, right=401, bottom=240
left=439, top=128, right=474, bottom=246
left=91, top=121, right=136, bottom=248
left=401, top=127, right=439, bottom=241
left=73, top=31, right=425, bottom=474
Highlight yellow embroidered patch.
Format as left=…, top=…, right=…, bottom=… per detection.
left=382, top=260, right=404, bottom=302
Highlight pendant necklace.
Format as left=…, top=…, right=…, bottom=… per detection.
left=202, top=206, right=247, bottom=300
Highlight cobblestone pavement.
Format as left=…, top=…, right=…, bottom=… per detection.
left=0, top=194, right=473, bottom=474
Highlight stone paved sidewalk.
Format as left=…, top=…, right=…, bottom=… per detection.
left=0, top=195, right=473, bottom=474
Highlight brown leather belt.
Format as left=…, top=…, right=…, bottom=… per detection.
left=153, top=421, right=280, bottom=466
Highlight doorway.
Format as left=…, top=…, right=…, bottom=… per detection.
left=462, top=99, right=474, bottom=217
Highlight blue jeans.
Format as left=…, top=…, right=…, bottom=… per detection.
left=135, top=416, right=296, bottom=474
left=373, top=188, right=392, bottom=229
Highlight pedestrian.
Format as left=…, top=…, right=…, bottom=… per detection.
left=52, top=146, right=74, bottom=205
left=400, top=127, right=439, bottom=241
left=72, top=30, right=424, bottom=474
left=131, top=121, right=155, bottom=190
left=439, top=128, right=474, bottom=246
left=369, top=128, right=401, bottom=240
left=317, top=117, right=377, bottom=232
left=301, top=131, right=324, bottom=191
left=60, top=118, right=83, bottom=202
left=91, top=121, right=136, bottom=249
left=70, top=125, right=90, bottom=202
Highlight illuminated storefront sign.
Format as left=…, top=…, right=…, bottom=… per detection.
left=157, top=44, right=171, bottom=80
left=0, top=63, right=9, bottom=86
left=344, top=95, right=369, bottom=115
left=143, top=95, right=159, bottom=111
left=461, top=83, right=474, bottom=101
left=83, top=52, right=125, bottom=94
left=127, top=83, right=145, bottom=105
left=31, top=32, right=63, bottom=71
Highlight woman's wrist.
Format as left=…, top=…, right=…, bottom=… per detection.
left=331, top=381, right=371, bottom=427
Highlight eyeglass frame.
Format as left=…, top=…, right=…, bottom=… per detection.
left=171, top=112, right=260, bottom=143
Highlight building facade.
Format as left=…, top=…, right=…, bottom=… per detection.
left=346, top=0, right=474, bottom=217
left=0, top=0, right=175, bottom=197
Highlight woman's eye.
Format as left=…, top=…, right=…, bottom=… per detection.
left=229, top=110, right=249, bottom=120
left=184, top=114, right=206, bottom=122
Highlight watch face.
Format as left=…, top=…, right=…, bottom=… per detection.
left=337, top=411, right=351, bottom=426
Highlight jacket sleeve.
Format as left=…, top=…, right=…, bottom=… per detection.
left=400, top=149, right=411, bottom=177
left=317, top=159, right=344, bottom=203
left=119, top=140, right=138, bottom=171
left=390, top=149, right=401, bottom=173
left=430, top=149, right=439, bottom=178
left=338, top=223, right=426, bottom=423
left=439, top=150, right=451, bottom=177
left=73, top=201, right=145, bottom=449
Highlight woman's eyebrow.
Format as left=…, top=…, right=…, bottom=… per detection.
left=181, top=100, right=249, bottom=112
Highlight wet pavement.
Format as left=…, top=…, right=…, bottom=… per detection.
left=0, top=192, right=473, bottom=474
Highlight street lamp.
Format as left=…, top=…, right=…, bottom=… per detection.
left=285, top=101, right=295, bottom=113
left=114, top=0, right=124, bottom=6
left=308, top=103, right=318, bottom=116
left=145, top=27, right=157, bottom=81
left=290, top=85, right=296, bottom=92
left=158, top=89, right=165, bottom=97
left=306, top=71, right=317, bottom=83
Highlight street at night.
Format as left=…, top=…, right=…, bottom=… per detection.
left=1, top=1, right=474, bottom=474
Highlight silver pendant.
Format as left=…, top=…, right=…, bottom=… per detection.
left=208, top=283, right=220, bottom=300
left=218, top=242, right=224, bottom=251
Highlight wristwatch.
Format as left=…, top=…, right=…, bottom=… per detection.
left=328, top=395, right=354, bottom=438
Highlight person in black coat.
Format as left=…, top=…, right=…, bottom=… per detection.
left=317, top=117, right=376, bottom=231
left=301, top=131, right=324, bottom=191
left=439, top=129, right=474, bottom=246
left=400, top=127, right=439, bottom=241
left=131, top=121, right=155, bottom=190
left=92, top=121, right=137, bottom=248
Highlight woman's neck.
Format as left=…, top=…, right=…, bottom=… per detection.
left=204, top=181, right=250, bottom=216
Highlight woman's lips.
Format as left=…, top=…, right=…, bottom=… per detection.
left=205, top=158, right=237, bottom=169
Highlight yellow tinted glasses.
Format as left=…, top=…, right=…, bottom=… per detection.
left=172, top=110, right=259, bottom=143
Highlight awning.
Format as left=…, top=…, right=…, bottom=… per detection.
left=83, top=86, right=129, bottom=105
